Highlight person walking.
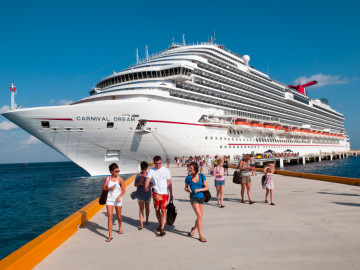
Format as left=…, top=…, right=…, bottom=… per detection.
left=103, top=163, right=126, bottom=242
left=134, top=161, right=152, bottom=229
left=238, top=155, right=254, bottom=204
left=184, top=162, right=208, bottom=242
left=214, top=158, right=226, bottom=208
left=223, top=156, right=229, bottom=176
left=145, top=155, right=173, bottom=236
left=250, top=154, right=257, bottom=176
left=263, top=164, right=275, bottom=205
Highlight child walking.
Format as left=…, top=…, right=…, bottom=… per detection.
left=263, top=164, right=275, bottom=205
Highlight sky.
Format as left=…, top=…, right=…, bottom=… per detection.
left=0, top=0, right=359, bottom=164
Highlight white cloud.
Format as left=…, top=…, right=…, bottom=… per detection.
left=58, top=99, right=74, bottom=105
left=0, top=105, right=10, bottom=113
left=21, top=136, right=41, bottom=145
left=0, top=121, right=18, bottom=131
left=49, top=99, right=74, bottom=105
left=293, top=73, right=357, bottom=88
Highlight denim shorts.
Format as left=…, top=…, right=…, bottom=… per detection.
left=215, top=180, right=225, bottom=186
left=190, top=197, right=204, bottom=204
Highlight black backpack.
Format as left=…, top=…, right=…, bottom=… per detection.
left=166, top=200, right=177, bottom=225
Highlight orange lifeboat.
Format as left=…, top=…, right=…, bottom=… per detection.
left=234, top=120, right=251, bottom=130
left=274, top=125, right=285, bottom=133
left=250, top=122, right=263, bottom=130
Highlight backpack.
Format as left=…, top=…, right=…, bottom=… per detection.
left=166, top=200, right=177, bottom=225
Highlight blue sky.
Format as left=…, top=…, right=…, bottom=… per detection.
left=0, top=0, right=359, bottom=163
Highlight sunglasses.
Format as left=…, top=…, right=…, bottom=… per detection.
left=155, top=162, right=161, bottom=165
left=114, top=170, right=120, bottom=173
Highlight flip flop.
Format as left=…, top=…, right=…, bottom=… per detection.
left=118, top=229, right=123, bottom=234
left=188, top=227, right=195, bottom=236
left=199, top=238, right=207, bottom=242
left=270, top=203, right=275, bottom=205
left=105, top=237, right=113, bottom=242
left=138, top=226, right=143, bottom=230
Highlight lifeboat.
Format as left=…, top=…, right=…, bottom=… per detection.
left=274, top=125, right=285, bottom=134
left=234, top=120, right=251, bottom=130
left=250, top=122, right=263, bottom=131
left=291, top=128, right=302, bottom=135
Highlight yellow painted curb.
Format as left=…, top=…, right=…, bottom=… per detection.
left=229, top=163, right=360, bottom=186
left=0, top=174, right=136, bottom=270
left=274, top=170, right=360, bottom=186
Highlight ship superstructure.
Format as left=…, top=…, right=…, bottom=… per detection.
left=3, top=41, right=349, bottom=175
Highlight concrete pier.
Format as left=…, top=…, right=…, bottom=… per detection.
left=33, top=165, right=360, bottom=270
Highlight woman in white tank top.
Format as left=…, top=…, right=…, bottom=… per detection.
left=102, top=163, right=126, bottom=242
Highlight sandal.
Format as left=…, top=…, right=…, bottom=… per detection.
left=138, top=226, right=143, bottom=230
left=270, top=202, right=275, bottom=205
left=199, top=238, right=207, bottom=243
left=159, top=229, right=166, bottom=236
left=249, top=201, right=255, bottom=204
left=220, top=205, right=225, bottom=208
left=155, top=225, right=161, bottom=232
left=188, top=227, right=195, bottom=236
left=118, top=229, right=123, bottom=234
left=264, top=200, right=268, bottom=203
left=105, top=237, right=113, bottom=242
left=241, top=200, right=246, bottom=203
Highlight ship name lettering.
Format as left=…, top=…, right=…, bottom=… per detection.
left=75, top=116, right=111, bottom=121
left=114, top=117, right=135, bottom=122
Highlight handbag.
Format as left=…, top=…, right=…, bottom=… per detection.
left=233, top=170, right=242, bottom=184
left=261, top=174, right=267, bottom=186
left=200, top=174, right=211, bottom=203
left=99, top=177, right=111, bottom=205
left=166, top=200, right=177, bottom=225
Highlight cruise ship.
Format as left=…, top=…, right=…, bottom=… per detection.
left=3, top=39, right=350, bottom=176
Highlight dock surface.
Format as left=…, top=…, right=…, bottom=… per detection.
left=35, top=165, right=360, bottom=270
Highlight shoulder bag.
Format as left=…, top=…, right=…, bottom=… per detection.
left=233, top=169, right=242, bottom=184
left=201, top=174, right=211, bottom=203
left=99, top=176, right=111, bottom=205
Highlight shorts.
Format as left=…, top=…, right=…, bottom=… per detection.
left=241, top=176, right=251, bottom=184
left=250, top=164, right=255, bottom=167
left=215, top=180, right=225, bottom=186
left=106, top=199, right=123, bottom=207
left=152, top=192, right=168, bottom=210
left=138, top=198, right=151, bottom=203
left=190, top=197, right=204, bottom=204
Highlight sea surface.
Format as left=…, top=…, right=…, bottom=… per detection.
left=278, top=155, right=360, bottom=179
left=0, top=157, right=359, bottom=260
left=0, top=162, right=131, bottom=260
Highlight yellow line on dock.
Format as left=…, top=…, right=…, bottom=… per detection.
left=0, top=174, right=136, bottom=270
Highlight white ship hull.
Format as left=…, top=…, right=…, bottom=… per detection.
left=3, top=89, right=349, bottom=176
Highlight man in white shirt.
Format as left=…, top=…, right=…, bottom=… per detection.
left=145, top=155, right=173, bottom=236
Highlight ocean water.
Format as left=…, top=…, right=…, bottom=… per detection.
left=0, top=157, right=359, bottom=260
left=278, top=155, right=360, bottom=179
left=0, top=162, right=130, bottom=260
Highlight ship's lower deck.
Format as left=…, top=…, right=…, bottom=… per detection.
left=3, top=93, right=349, bottom=176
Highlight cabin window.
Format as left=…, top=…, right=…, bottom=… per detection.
left=107, top=122, right=114, bottom=128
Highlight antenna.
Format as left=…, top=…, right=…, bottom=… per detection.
left=10, top=82, right=17, bottom=110
left=266, top=63, right=269, bottom=76
left=172, top=37, right=175, bottom=46
left=136, top=48, right=139, bottom=64
left=182, top=34, right=186, bottom=46
left=213, top=30, right=216, bottom=43
left=145, top=45, right=149, bottom=61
